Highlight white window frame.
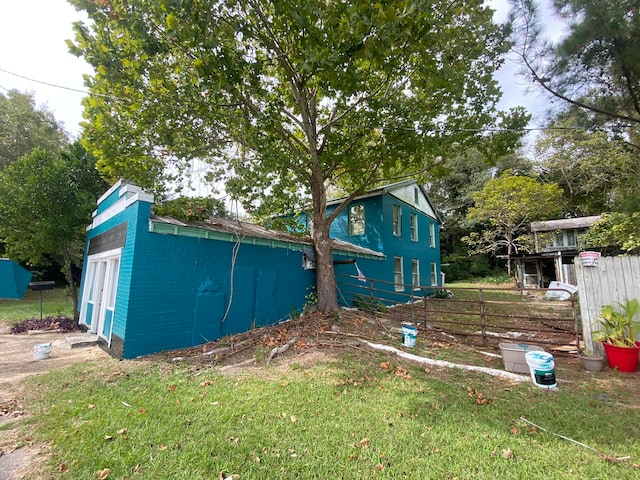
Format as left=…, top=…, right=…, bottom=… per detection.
left=411, top=259, right=420, bottom=287
left=348, top=204, right=365, bottom=235
left=394, top=256, right=404, bottom=292
left=429, top=223, right=436, bottom=248
left=431, top=262, right=438, bottom=286
left=410, top=213, right=418, bottom=242
left=392, top=205, right=402, bottom=237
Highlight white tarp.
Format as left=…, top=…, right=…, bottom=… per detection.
left=545, top=281, right=578, bottom=300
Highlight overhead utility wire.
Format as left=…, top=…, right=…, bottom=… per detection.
left=0, top=66, right=126, bottom=101
left=1, top=66, right=638, bottom=134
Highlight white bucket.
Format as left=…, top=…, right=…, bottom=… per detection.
left=34, top=342, right=52, bottom=360
left=401, top=322, right=417, bottom=348
left=525, top=351, right=556, bottom=389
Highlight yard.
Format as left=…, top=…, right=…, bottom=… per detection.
left=0, top=288, right=74, bottom=326
left=1, top=286, right=639, bottom=479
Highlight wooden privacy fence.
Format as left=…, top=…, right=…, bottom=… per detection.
left=336, top=273, right=580, bottom=351
left=575, top=255, right=640, bottom=353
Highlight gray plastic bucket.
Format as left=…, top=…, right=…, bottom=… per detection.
left=34, top=342, right=52, bottom=360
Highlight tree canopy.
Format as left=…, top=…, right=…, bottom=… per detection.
left=0, top=90, right=68, bottom=169
left=509, top=0, right=640, bottom=129
left=70, top=0, right=525, bottom=311
left=0, top=142, right=108, bottom=316
left=535, top=111, right=639, bottom=216
left=463, top=170, right=563, bottom=275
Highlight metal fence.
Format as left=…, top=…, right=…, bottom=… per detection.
left=336, top=272, right=580, bottom=351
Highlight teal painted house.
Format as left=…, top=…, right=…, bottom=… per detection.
left=0, top=258, right=32, bottom=300
left=327, top=180, right=442, bottom=304
left=79, top=181, right=384, bottom=358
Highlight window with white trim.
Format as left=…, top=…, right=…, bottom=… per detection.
left=392, top=205, right=402, bottom=236
left=431, top=262, right=438, bottom=285
left=410, top=213, right=418, bottom=241
left=411, top=259, right=420, bottom=287
left=429, top=222, right=436, bottom=248
left=348, top=204, right=365, bottom=235
left=394, top=256, right=404, bottom=292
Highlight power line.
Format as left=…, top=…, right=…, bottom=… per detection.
left=1, top=66, right=637, bottom=135
left=0, top=66, right=125, bottom=101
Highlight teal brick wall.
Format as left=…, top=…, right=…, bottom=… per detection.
left=120, top=224, right=316, bottom=358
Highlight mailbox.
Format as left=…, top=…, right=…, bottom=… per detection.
left=29, top=281, right=56, bottom=321
left=29, top=281, right=56, bottom=291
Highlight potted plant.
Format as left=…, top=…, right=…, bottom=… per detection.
left=578, top=348, right=604, bottom=372
left=593, top=298, right=640, bottom=372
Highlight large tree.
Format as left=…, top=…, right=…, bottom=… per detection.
left=70, top=0, right=523, bottom=312
left=535, top=111, right=639, bottom=216
left=0, top=90, right=68, bottom=169
left=463, top=171, right=563, bottom=276
left=0, top=142, right=108, bottom=318
left=509, top=0, right=640, bottom=130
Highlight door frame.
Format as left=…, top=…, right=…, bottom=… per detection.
left=80, top=248, right=122, bottom=345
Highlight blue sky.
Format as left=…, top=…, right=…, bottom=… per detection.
left=0, top=0, right=563, bottom=139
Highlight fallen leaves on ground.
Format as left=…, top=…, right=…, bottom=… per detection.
left=97, top=468, right=110, bottom=479
left=467, top=387, right=492, bottom=405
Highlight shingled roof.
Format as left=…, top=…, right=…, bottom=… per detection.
left=150, top=215, right=385, bottom=258
left=530, top=216, right=602, bottom=233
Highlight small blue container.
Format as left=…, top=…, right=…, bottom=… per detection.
left=401, top=322, right=417, bottom=347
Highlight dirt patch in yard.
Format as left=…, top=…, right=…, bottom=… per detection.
left=143, top=309, right=640, bottom=407
left=0, top=328, right=110, bottom=480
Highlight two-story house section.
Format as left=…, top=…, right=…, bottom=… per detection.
left=513, top=215, right=601, bottom=288
left=326, top=180, right=442, bottom=300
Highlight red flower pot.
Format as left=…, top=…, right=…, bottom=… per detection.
left=602, top=342, right=640, bottom=373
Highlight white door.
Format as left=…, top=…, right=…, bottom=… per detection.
left=80, top=250, right=121, bottom=345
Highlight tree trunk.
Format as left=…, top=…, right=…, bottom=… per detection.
left=309, top=172, right=339, bottom=313
left=313, top=217, right=339, bottom=313
left=62, top=245, right=79, bottom=321
left=506, top=233, right=513, bottom=278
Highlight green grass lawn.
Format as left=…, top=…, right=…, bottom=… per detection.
left=18, top=351, right=640, bottom=479
left=0, top=288, right=74, bottom=325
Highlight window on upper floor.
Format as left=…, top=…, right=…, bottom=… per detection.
left=555, top=232, right=564, bottom=247
left=414, top=186, right=420, bottom=204
left=567, top=230, right=576, bottom=247
left=411, top=259, right=420, bottom=287
left=429, top=222, right=436, bottom=248
left=410, top=213, right=418, bottom=241
left=348, top=204, right=365, bottom=235
left=394, top=256, right=404, bottom=292
left=392, top=205, right=402, bottom=236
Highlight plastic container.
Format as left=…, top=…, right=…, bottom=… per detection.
left=525, top=351, right=557, bottom=389
left=34, top=342, right=52, bottom=360
left=602, top=342, right=640, bottom=372
left=499, top=343, right=545, bottom=373
left=401, top=322, right=417, bottom=348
